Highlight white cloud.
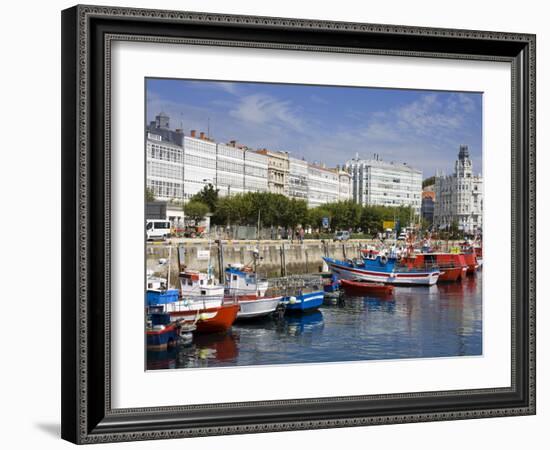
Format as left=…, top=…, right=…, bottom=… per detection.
left=229, top=94, right=305, bottom=132
left=215, top=82, right=240, bottom=95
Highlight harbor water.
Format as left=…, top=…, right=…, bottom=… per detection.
left=146, top=274, right=482, bottom=370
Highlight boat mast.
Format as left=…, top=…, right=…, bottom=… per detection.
left=166, top=245, right=172, bottom=289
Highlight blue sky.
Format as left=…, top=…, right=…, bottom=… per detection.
left=146, top=78, right=482, bottom=178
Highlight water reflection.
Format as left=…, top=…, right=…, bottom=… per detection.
left=147, top=275, right=482, bottom=370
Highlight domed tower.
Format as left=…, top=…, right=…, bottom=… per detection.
left=155, top=112, right=170, bottom=129
left=454, top=144, right=472, bottom=178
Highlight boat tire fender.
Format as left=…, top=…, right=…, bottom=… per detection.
left=380, top=255, right=388, bottom=265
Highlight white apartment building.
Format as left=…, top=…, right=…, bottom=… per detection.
left=288, top=157, right=309, bottom=200
left=434, top=145, right=483, bottom=233
left=337, top=169, right=352, bottom=202
left=216, top=142, right=245, bottom=197
left=243, top=149, right=269, bottom=193
left=146, top=133, right=184, bottom=201
left=345, top=156, right=422, bottom=213
left=182, top=132, right=217, bottom=200
left=307, top=164, right=340, bottom=208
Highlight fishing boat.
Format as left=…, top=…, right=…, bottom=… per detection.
left=402, top=253, right=468, bottom=282
left=146, top=269, right=238, bottom=334
left=459, top=242, right=480, bottom=274
left=322, top=272, right=340, bottom=293
left=157, top=245, right=240, bottom=333
left=224, top=264, right=282, bottom=319
left=473, top=245, right=483, bottom=268
left=280, top=275, right=324, bottom=313
left=339, top=279, right=394, bottom=297
left=145, top=262, right=196, bottom=349
left=324, top=255, right=440, bottom=286
left=146, top=306, right=177, bottom=351
left=283, top=290, right=325, bottom=312
left=145, top=308, right=196, bottom=350
left=167, top=269, right=239, bottom=333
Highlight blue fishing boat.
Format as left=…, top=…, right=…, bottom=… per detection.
left=146, top=288, right=179, bottom=306
left=146, top=312, right=179, bottom=350
left=322, top=273, right=340, bottom=293
left=282, top=290, right=325, bottom=312
left=323, top=255, right=440, bottom=286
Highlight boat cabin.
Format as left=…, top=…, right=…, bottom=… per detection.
left=225, top=264, right=268, bottom=296
left=179, top=270, right=224, bottom=297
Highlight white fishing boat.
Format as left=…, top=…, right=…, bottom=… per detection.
left=224, top=264, right=281, bottom=319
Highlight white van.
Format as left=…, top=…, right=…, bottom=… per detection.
left=146, top=219, right=171, bottom=240
left=333, top=230, right=351, bottom=241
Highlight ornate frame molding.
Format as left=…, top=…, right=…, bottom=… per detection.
left=62, top=5, right=535, bottom=444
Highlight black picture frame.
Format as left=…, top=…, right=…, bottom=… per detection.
left=61, top=4, right=536, bottom=444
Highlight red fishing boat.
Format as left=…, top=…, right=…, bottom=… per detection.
left=194, top=302, right=240, bottom=333
left=460, top=242, right=480, bottom=274
left=162, top=269, right=240, bottom=334
left=402, top=253, right=468, bottom=281
left=340, top=279, right=394, bottom=297
left=473, top=245, right=483, bottom=268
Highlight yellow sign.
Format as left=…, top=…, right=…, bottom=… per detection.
left=383, top=221, right=395, bottom=230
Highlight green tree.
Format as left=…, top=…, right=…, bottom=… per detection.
left=145, top=187, right=156, bottom=202
left=360, top=206, right=383, bottom=234
left=282, top=198, right=308, bottom=228
left=191, top=183, right=219, bottom=212
left=306, top=206, right=331, bottom=230
left=422, top=176, right=436, bottom=188
left=324, top=201, right=361, bottom=231
left=183, top=200, right=209, bottom=224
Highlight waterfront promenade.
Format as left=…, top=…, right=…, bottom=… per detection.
left=147, top=238, right=464, bottom=283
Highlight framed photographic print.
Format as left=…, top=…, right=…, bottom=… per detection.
left=61, top=4, right=536, bottom=444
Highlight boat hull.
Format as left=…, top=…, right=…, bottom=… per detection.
left=146, top=323, right=178, bottom=350
left=438, top=266, right=463, bottom=282
left=463, top=253, right=479, bottom=274
left=195, top=303, right=239, bottom=333
left=236, top=296, right=282, bottom=319
left=326, top=259, right=439, bottom=286
left=284, top=291, right=324, bottom=312
left=237, top=297, right=282, bottom=319
left=340, top=279, right=394, bottom=297
left=167, top=302, right=239, bottom=334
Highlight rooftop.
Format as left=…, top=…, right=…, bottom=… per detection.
left=345, top=157, right=421, bottom=174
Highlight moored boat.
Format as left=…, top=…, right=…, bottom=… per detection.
left=324, top=255, right=440, bottom=286
left=339, top=279, right=394, bottom=297
left=473, top=245, right=483, bottom=268
left=459, top=242, right=480, bottom=274
left=322, top=272, right=340, bottom=293
left=224, top=264, right=282, bottom=319
left=146, top=269, right=237, bottom=334
left=283, top=290, right=325, bottom=312
left=146, top=310, right=196, bottom=350
left=402, top=253, right=467, bottom=282
left=279, top=275, right=325, bottom=313
left=146, top=324, right=179, bottom=350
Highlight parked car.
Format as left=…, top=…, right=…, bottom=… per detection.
left=333, top=230, right=351, bottom=241
left=146, top=219, right=171, bottom=240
